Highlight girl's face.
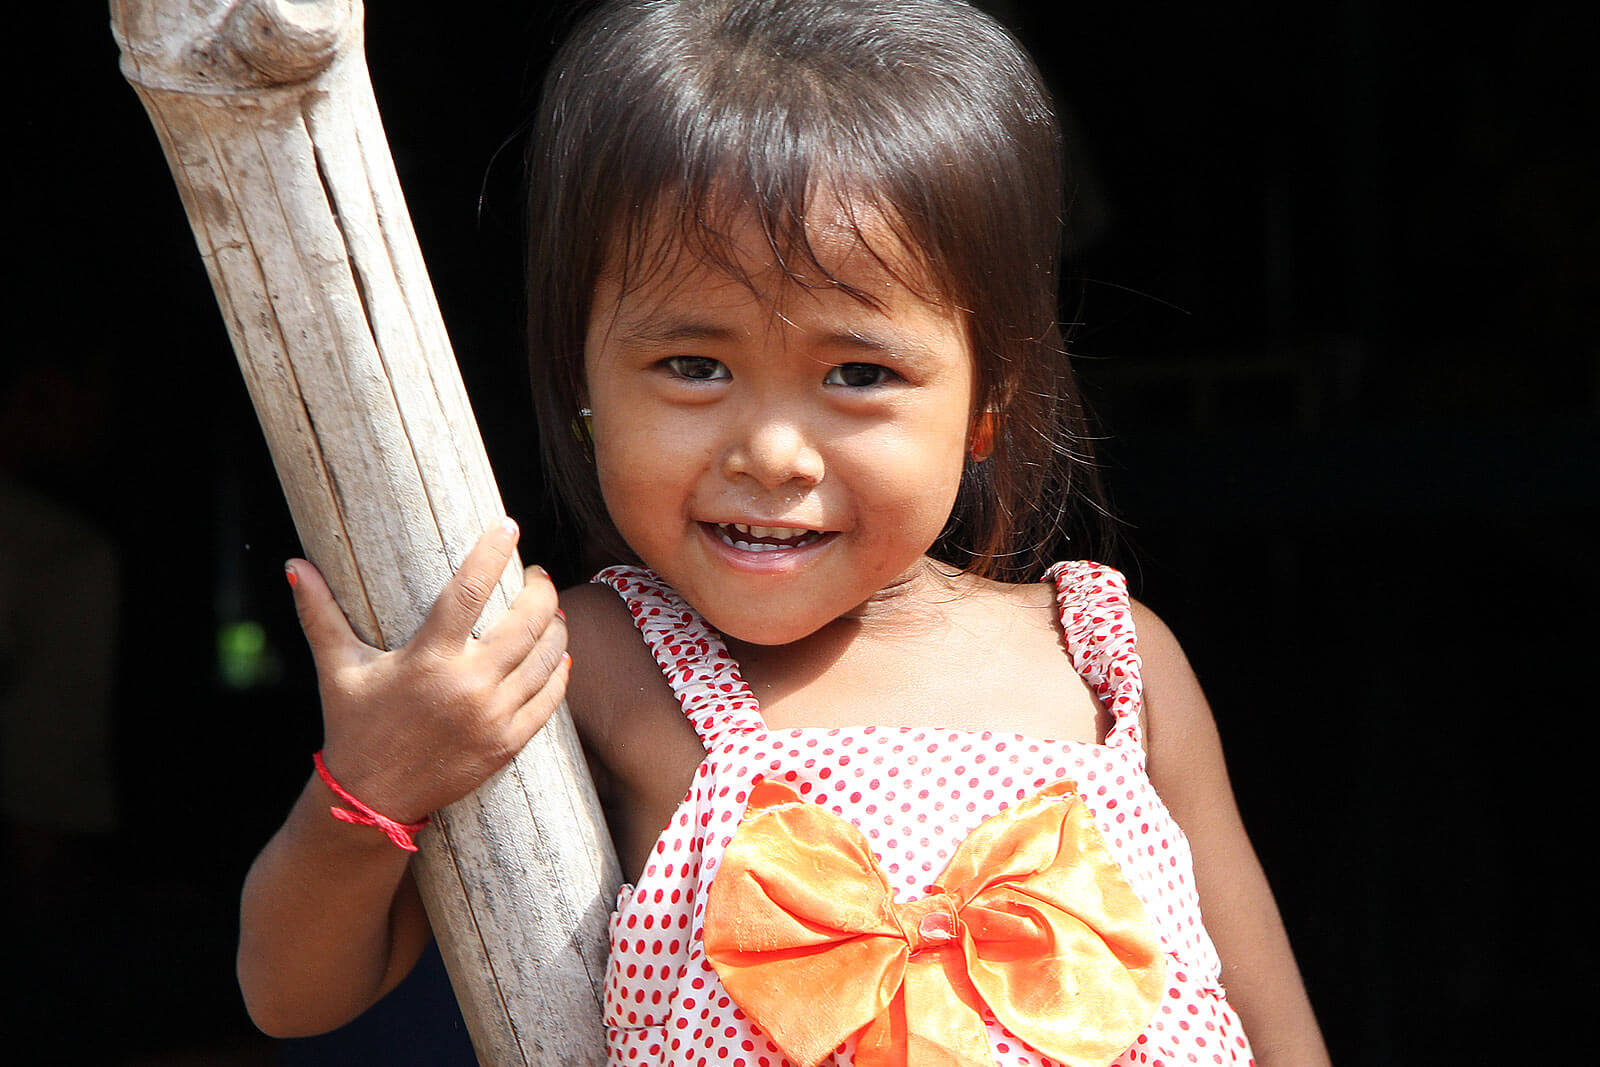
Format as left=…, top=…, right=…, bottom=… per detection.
left=583, top=206, right=975, bottom=646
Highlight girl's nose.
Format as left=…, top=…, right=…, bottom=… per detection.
left=722, top=416, right=825, bottom=489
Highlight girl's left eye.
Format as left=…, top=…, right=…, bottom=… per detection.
left=664, top=356, right=730, bottom=381
left=823, top=363, right=895, bottom=388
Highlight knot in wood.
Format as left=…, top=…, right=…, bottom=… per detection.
left=226, top=0, right=357, bottom=84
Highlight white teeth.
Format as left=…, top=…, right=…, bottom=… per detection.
left=715, top=523, right=822, bottom=551
left=736, top=540, right=784, bottom=552
left=727, top=523, right=807, bottom=541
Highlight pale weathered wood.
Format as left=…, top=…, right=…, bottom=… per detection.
left=110, top=2, right=621, bottom=1062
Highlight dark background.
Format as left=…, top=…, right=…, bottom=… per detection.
left=6, top=1, right=1594, bottom=1063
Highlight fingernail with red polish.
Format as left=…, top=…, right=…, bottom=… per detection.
left=555, top=608, right=566, bottom=621
left=561, top=651, right=572, bottom=670
left=284, top=563, right=298, bottom=589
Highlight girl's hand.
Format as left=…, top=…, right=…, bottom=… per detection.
left=286, top=518, right=569, bottom=825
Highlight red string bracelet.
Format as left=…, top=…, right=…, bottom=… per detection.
left=313, top=751, right=430, bottom=853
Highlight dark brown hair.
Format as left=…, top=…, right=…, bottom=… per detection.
left=527, top=0, right=1109, bottom=581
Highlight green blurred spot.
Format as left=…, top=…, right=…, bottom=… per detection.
left=217, top=620, right=280, bottom=689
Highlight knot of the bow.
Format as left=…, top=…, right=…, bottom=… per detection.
left=704, top=778, right=1166, bottom=1067
left=898, top=893, right=961, bottom=954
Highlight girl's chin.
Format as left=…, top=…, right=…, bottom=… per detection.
left=713, top=615, right=828, bottom=647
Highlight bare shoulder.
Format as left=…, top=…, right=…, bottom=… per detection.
left=1128, top=598, right=1222, bottom=790
left=1127, top=598, right=1198, bottom=702
left=557, top=580, right=688, bottom=764
left=558, top=582, right=650, bottom=742
left=557, top=578, right=706, bottom=881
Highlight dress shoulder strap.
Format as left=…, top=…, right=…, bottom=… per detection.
left=1043, top=561, right=1147, bottom=752
left=591, top=565, right=765, bottom=751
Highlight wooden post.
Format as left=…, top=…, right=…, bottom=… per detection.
left=109, top=1, right=621, bottom=1062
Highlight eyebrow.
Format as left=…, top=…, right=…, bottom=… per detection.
left=822, top=327, right=938, bottom=366
left=612, top=316, right=938, bottom=366
left=613, top=317, right=739, bottom=348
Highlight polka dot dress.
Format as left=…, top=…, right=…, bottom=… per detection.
left=596, top=563, right=1255, bottom=1067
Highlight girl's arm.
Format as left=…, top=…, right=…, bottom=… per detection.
left=1134, top=602, right=1331, bottom=1066
left=237, top=771, right=431, bottom=1037
left=237, top=520, right=569, bottom=1037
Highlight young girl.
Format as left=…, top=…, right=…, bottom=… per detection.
left=239, top=1, right=1329, bottom=1063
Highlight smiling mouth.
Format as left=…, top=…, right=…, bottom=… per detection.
left=708, top=522, right=830, bottom=552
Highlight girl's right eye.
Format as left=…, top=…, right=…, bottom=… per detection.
left=663, top=356, right=730, bottom=381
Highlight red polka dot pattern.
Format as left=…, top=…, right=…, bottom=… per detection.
left=593, top=563, right=1256, bottom=1066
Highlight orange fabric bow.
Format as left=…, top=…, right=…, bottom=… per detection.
left=704, top=779, right=1165, bottom=1067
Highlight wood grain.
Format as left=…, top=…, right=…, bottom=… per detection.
left=111, top=1, right=620, bottom=1061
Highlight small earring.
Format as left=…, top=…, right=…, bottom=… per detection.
left=571, top=408, right=595, bottom=451
left=968, top=411, right=996, bottom=462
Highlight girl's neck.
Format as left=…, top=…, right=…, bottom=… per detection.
left=722, top=561, right=1109, bottom=743
left=832, top=556, right=982, bottom=639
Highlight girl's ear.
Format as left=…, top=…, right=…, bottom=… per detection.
left=968, top=410, right=997, bottom=462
